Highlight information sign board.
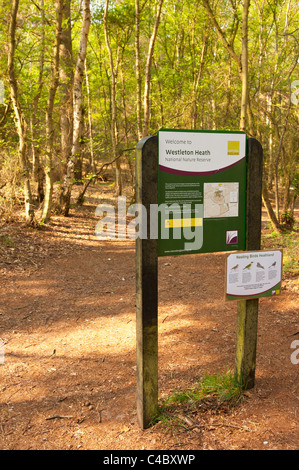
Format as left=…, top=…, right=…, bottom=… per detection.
left=225, top=250, right=283, bottom=301
left=158, top=129, right=247, bottom=256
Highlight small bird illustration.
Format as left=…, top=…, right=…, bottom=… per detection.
left=231, top=264, right=239, bottom=270
left=243, top=262, right=253, bottom=270
left=269, top=261, right=276, bottom=268
left=256, top=262, right=264, bottom=269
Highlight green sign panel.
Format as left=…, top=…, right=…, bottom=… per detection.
left=158, top=129, right=247, bottom=256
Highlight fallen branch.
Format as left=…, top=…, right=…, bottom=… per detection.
left=178, top=415, right=250, bottom=432
left=45, top=414, right=74, bottom=420
left=76, top=148, right=135, bottom=205
left=189, top=423, right=249, bottom=431
left=287, top=331, right=299, bottom=337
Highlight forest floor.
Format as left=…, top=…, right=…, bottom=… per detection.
left=0, top=183, right=298, bottom=451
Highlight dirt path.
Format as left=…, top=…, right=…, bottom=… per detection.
left=0, top=186, right=298, bottom=450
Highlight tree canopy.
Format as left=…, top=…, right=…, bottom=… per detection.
left=0, top=0, right=298, bottom=229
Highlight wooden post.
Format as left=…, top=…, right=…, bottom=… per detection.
left=135, top=135, right=158, bottom=429
left=235, top=138, right=263, bottom=389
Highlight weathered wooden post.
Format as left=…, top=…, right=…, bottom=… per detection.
left=234, top=138, right=263, bottom=389
left=135, top=136, right=158, bottom=430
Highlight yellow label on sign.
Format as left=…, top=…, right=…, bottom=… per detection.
left=228, top=141, right=240, bottom=155
left=165, top=218, right=203, bottom=228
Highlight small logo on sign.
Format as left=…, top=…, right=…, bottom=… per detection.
left=227, top=141, right=240, bottom=155
left=226, top=230, right=238, bottom=245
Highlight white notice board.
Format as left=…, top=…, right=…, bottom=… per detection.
left=225, top=250, right=283, bottom=301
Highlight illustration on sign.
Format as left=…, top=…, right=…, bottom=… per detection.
left=158, top=129, right=247, bottom=256
left=225, top=250, right=283, bottom=300
left=204, top=182, right=239, bottom=218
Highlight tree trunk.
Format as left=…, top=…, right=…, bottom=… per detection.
left=41, top=0, right=64, bottom=223
left=191, top=35, right=207, bottom=129
left=201, top=0, right=252, bottom=132
left=262, top=185, right=282, bottom=233
left=153, top=58, right=165, bottom=129
left=31, top=0, right=45, bottom=204
left=135, top=0, right=142, bottom=141
left=59, top=0, right=73, bottom=179
left=85, top=60, right=95, bottom=175
left=273, top=84, right=294, bottom=223
left=7, top=0, right=35, bottom=225
left=104, top=0, right=122, bottom=196
left=267, top=94, right=275, bottom=189
left=201, top=0, right=242, bottom=76
left=142, top=0, right=164, bottom=138
left=240, top=0, right=250, bottom=132
left=60, top=0, right=91, bottom=216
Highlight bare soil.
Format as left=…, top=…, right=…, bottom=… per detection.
left=0, top=185, right=298, bottom=450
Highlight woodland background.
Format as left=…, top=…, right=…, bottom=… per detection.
left=0, top=0, right=298, bottom=230
left=0, top=0, right=298, bottom=451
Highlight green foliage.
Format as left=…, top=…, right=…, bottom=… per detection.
left=262, top=224, right=299, bottom=276
left=280, top=211, right=295, bottom=229
left=0, top=233, right=14, bottom=248
left=0, top=0, right=298, bottom=221
left=291, top=173, right=299, bottom=195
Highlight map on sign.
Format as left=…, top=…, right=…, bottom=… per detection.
left=204, top=183, right=239, bottom=218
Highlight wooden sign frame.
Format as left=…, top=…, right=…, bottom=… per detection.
left=135, top=135, right=263, bottom=429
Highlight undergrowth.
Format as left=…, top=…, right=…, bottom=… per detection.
left=261, top=220, right=299, bottom=277
left=153, top=370, right=244, bottom=429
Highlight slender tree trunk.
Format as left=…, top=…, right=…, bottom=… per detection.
left=120, top=63, right=135, bottom=189
left=225, top=58, right=232, bottom=123
left=201, top=0, right=252, bottom=132
left=240, top=0, right=250, bottom=132
left=262, top=185, right=282, bottom=233
left=7, top=0, right=35, bottom=225
left=273, top=95, right=292, bottom=223
left=267, top=93, right=275, bottom=189
left=201, top=0, right=242, bottom=76
left=191, top=35, right=207, bottom=129
left=60, top=0, right=91, bottom=216
left=31, top=0, right=45, bottom=204
left=135, top=0, right=142, bottom=141
left=273, top=54, right=298, bottom=222
left=104, top=0, right=122, bottom=195
left=59, top=0, right=73, bottom=180
left=73, top=111, right=84, bottom=182
left=85, top=60, right=95, bottom=174
left=41, top=0, right=64, bottom=223
left=153, top=58, right=165, bottom=129
left=271, top=0, right=292, bottom=220
left=142, top=0, right=164, bottom=137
